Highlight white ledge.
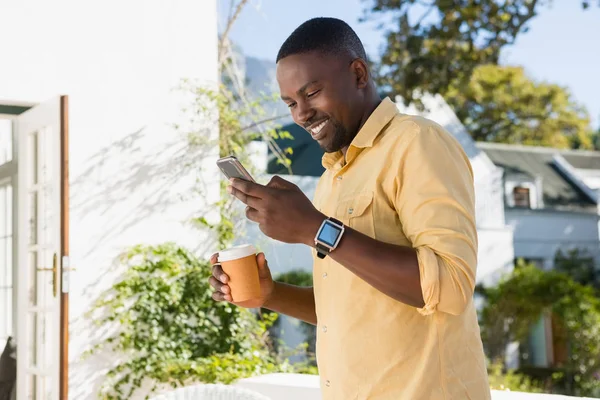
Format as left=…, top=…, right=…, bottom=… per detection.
left=234, top=373, right=594, bottom=400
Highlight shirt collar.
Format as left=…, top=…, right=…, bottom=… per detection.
left=322, top=97, right=398, bottom=170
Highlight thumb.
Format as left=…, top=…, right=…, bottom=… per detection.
left=256, top=252, right=272, bottom=279
left=268, top=175, right=297, bottom=191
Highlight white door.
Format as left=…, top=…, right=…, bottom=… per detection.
left=16, top=97, right=62, bottom=400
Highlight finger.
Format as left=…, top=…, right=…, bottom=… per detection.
left=228, top=185, right=262, bottom=208
left=211, top=291, right=232, bottom=302
left=230, top=178, right=270, bottom=198
left=210, top=253, right=219, bottom=265
left=212, top=263, right=228, bottom=283
left=256, top=252, right=272, bottom=279
left=245, top=206, right=261, bottom=222
left=209, top=276, right=231, bottom=294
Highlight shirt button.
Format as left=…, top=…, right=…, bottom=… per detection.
left=325, top=380, right=331, bottom=387
left=336, top=175, right=343, bottom=181
left=322, top=325, right=327, bottom=333
left=322, top=272, right=328, bottom=278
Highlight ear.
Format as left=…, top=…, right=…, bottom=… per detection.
left=350, top=58, right=370, bottom=89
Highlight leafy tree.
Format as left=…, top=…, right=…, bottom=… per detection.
left=478, top=260, right=600, bottom=397
left=364, top=0, right=597, bottom=106
left=554, top=248, right=598, bottom=291
left=592, top=127, right=600, bottom=150
left=444, top=64, right=594, bottom=148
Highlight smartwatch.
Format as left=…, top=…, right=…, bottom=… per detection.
left=314, top=217, right=345, bottom=259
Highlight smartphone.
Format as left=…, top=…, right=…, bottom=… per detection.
left=216, top=155, right=256, bottom=183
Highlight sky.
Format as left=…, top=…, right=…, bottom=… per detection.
left=219, top=0, right=600, bottom=129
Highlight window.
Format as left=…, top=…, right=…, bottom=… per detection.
left=513, top=186, right=531, bottom=208
left=0, top=119, right=12, bottom=164
left=551, top=313, right=568, bottom=367
left=0, top=117, right=15, bottom=344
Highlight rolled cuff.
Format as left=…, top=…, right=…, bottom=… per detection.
left=415, top=246, right=440, bottom=316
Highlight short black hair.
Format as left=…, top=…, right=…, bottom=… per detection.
left=276, top=17, right=367, bottom=63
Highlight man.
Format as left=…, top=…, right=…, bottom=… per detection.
left=210, top=17, right=491, bottom=399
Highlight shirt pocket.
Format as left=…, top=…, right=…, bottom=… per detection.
left=335, top=191, right=375, bottom=238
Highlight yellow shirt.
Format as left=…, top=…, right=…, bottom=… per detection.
left=312, top=97, right=491, bottom=399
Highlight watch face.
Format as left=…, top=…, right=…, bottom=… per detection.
left=317, top=221, right=342, bottom=247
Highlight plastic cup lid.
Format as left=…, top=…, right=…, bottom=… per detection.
left=217, top=244, right=256, bottom=262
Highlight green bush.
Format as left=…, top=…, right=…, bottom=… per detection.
left=487, top=359, right=544, bottom=393
left=86, top=243, right=290, bottom=399
left=479, top=260, right=600, bottom=397
left=261, top=270, right=317, bottom=372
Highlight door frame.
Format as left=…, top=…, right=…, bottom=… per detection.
left=59, top=95, right=69, bottom=400
left=0, top=97, right=69, bottom=399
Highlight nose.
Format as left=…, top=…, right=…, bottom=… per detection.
left=294, top=100, right=316, bottom=127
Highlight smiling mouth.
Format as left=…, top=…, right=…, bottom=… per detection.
left=307, top=119, right=329, bottom=140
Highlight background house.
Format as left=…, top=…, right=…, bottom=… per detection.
left=0, top=1, right=219, bottom=398
left=477, top=142, right=599, bottom=270
left=476, top=142, right=600, bottom=369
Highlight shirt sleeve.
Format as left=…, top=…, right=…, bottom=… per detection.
left=394, top=123, right=478, bottom=316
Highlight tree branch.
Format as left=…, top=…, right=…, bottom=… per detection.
left=506, top=0, right=539, bottom=45
left=218, top=0, right=249, bottom=69
left=414, top=4, right=436, bottom=29
left=241, top=114, right=290, bottom=132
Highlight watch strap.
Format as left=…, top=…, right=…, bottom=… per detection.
left=329, top=217, right=343, bottom=225
left=316, top=243, right=329, bottom=259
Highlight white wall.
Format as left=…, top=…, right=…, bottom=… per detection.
left=506, top=209, right=600, bottom=267
left=477, top=227, right=515, bottom=286
left=0, top=1, right=219, bottom=398
left=475, top=167, right=507, bottom=229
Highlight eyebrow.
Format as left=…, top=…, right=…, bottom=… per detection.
left=281, top=80, right=319, bottom=101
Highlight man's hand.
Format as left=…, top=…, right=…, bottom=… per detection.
left=209, top=252, right=275, bottom=309
left=227, top=176, right=325, bottom=245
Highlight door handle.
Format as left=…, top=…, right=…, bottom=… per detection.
left=36, top=253, right=58, bottom=297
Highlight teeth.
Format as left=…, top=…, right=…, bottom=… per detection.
left=311, top=120, right=328, bottom=135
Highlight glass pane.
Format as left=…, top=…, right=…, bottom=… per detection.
left=0, top=238, right=5, bottom=286
left=42, top=126, right=52, bottom=183
left=42, top=186, right=54, bottom=247
left=38, top=250, right=54, bottom=305
left=41, top=314, right=48, bottom=368
left=0, top=239, right=7, bottom=341
left=28, top=312, right=38, bottom=368
left=0, top=287, right=10, bottom=344
left=40, top=376, right=50, bottom=400
left=29, top=192, right=38, bottom=245
left=29, top=131, right=38, bottom=185
left=29, top=252, right=38, bottom=306
left=6, top=184, right=12, bottom=235
left=0, top=118, right=12, bottom=165
left=0, top=185, right=5, bottom=236
left=5, top=229, right=11, bottom=287
left=0, top=182, right=12, bottom=342
left=26, top=374, right=37, bottom=400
